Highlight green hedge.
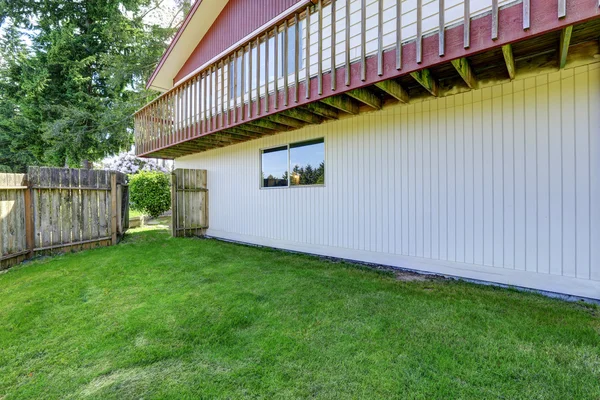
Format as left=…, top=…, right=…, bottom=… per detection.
left=129, top=171, right=171, bottom=218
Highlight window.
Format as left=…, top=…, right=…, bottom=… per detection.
left=261, top=138, right=325, bottom=188
left=261, top=146, right=288, bottom=188
left=290, top=139, right=325, bottom=186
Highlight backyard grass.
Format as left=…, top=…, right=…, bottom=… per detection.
left=0, top=227, right=599, bottom=399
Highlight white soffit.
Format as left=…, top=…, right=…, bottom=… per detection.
left=148, top=0, right=228, bottom=92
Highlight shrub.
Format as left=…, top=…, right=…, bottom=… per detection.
left=129, top=171, right=171, bottom=218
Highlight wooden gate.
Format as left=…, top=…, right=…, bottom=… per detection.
left=171, top=169, right=208, bottom=237
left=0, top=167, right=129, bottom=270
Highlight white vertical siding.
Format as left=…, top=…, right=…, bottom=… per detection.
left=176, top=64, right=600, bottom=299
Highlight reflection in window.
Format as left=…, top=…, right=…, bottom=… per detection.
left=261, top=146, right=288, bottom=187
left=290, top=139, right=325, bottom=186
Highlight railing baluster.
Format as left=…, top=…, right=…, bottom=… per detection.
left=464, top=0, right=470, bottom=48
left=558, top=0, right=566, bottom=18
left=416, top=0, right=422, bottom=63
left=294, top=13, right=300, bottom=102
left=523, top=0, right=530, bottom=30
left=331, top=0, right=336, bottom=90
left=249, top=42, right=253, bottom=117
left=208, top=69, right=212, bottom=131
left=318, top=0, right=323, bottom=94
left=306, top=5, right=311, bottom=98
left=185, top=83, right=189, bottom=139
left=213, top=65, right=218, bottom=129
left=221, top=62, right=225, bottom=127
left=439, top=0, right=445, bottom=56
left=256, top=37, right=261, bottom=114
left=284, top=19, right=289, bottom=106
left=241, top=47, right=246, bottom=120
left=274, top=26, right=279, bottom=109
left=233, top=53, right=238, bottom=122
left=378, top=0, right=383, bottom=76
left=346, top=0, right=351, bottom=84
left=203, top=71, right=208, bottom=132
left=492, top=0, right=499, bottom=40
left=396, top=0, right=402, bottom=69
left=360, top=0, right=366, bottom=81
left=265, top=34, right=270, bottom=112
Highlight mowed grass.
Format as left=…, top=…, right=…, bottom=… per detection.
left=0, top=227, right=599, bottom=399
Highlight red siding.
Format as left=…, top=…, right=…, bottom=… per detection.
left=174, top=0, right=304, bottom=84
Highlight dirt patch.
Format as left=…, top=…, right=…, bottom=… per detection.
left=394, top=271, right=436, bottom=282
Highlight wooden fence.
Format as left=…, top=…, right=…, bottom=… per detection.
left=0, top=167, right=129, bottom=270
left=171, top=169, right=208, bottom=237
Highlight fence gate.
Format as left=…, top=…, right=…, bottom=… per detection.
left=171, top=169, right=208, bottom=237
left=0, top=167, right=129, bottom=270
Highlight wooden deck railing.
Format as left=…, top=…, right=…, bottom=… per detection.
left=134, top=0, right=585, bottom=158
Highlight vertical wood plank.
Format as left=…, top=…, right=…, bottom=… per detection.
left=40, top=168, right=51, bottom=249
left=171, top=172, right=177, bottom=237
left=111, top=173, right=118, bottom=245
left=60, top=168, right=71, bottom=246
left=305, top=6, right=311, bottom=97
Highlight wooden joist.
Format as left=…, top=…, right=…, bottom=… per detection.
left=501, top=44, right=516, bottom=80
left=303, top=103, right=339, bottom=119
left=346, top=88, right=383, bottom=110
left=248, top=119, right=290, bottom=132
left=559, top=25, right=573, bottom=69
left=374, top=79, right=409, bottom=103
left=410, top=69, right=439, bottom=97
left=281, top=108, right=325, bottom=124
left=320, top=95, right=360, bottom=115
left=224, top=128, right=263, bottom=138
left=267, top=114, right=307, bottom=128
left=450, top=57, right=478, bottom=89
left=238, top=124, right=278, bottom=135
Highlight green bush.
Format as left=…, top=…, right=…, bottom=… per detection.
left=129, top=171, right=171, bottom=218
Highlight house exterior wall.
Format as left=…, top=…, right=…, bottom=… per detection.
left=175, top=64, right=600, bottom=300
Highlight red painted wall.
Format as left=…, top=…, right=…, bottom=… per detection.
left=174, top=0, right=304, bottom=84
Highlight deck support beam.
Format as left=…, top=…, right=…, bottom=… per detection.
left=249, top=119, right=290, bottom=132
left=559, top=25, right=573, bottom=69
left=266, top=114, right=307, bottom=129
left=346, top=88, right=382, bottom=110
left=501, top=44, right=516, bottom=80
left=410, top=69, right=439, bottom=97
left=281, top=108, right=325, bottom=124
left=320, top=95, right=360, bottom=115
left=374, top=80, right=410, bottom=103
left=237, top=124, right=278, bottom=135
left=303, top=103, right=339, bottom=119
left=450, top=57, right=478, bottom=89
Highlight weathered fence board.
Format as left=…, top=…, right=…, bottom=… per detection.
left=0, top=167, right=129, bottom=270
left=0, top=173, right=28, bottom=268
left=171, top=169, right=208, bottom=238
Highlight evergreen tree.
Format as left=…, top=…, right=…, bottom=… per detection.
left=0, top=0, right=178, bottom=171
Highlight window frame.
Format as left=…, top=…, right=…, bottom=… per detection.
left=259, top=137, right=326, bottom=190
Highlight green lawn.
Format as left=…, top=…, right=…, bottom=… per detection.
left=0, top=227, right=598, bottom=399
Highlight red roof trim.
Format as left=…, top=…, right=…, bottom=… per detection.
left=146, top=0, right=206, bottom=90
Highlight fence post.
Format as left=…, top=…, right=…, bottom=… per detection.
left=171, top=172, right=177, bottom=237
left=111, top=173, right=118, bottom=245
left=24, top=178, right=35, bottom=258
